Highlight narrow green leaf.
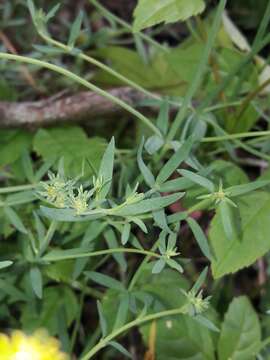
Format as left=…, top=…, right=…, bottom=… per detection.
left=68, top=11, right=84, bottom=47
left=27, top=0, right=35, bottom=20
left=104, top=228, right=127, bottom=272
left=144, top=135, right=164, bottom=155
left=34, top=211, right=45, bottom=247
left=97, top=300, right=107, bottom=337
left=137, top=138, right=155, bottom=187
left=194, top=315, right=219, bottom=332
left=4, top=206, right=28, bottom=234
left=187, top=217, right=212, bottom=260
left=152, top=259, right=166, bottom=274
left=112, top=192, right=184, bottom=216
left=98, top=137, right=115, bottom=199
left=85, top=271, right=125, bottom=291
left=157, top=100, right=169, bottom=135
left=30, top=267, right=43, bottom=299
left=46, top=3, right=61, bottom=21
left=159, top=177, right=194, bottom=192
left=156, top=136, right=194, bottom=185
left=166, top=258, right=184, bottom=273
left=191, top=267, right=208, bottom=294
left=113, top=294, right=130, bottom=330
left=227, top=180, right=270, bottom=197
left=0, top=261, right=13, bottom=270
left=21, top=150, right=35, bottom=183
left=109, top=341, right=132, bottom=358
left=219, top=200, right=235, bottom=241
left=131, top=218, right=148, bottom=233
left=121, top=223, right=131, bottom=245
left=178, top=169, right=215, bottom=192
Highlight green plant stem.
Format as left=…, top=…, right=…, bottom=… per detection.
left=0, top=184, right=37, bottom=194
left=80, top=304, right=187, bottom=360
left=38, top=31, right=164, bottom=104
left=167, top=0, right=226, bottom=142
left=0, top=52, right=161, bottom=136
left=43, top=248, right=161, bottom=262
left=202, top=130, right=270, bottom=143
left=89, top=0, right=168, bottom=52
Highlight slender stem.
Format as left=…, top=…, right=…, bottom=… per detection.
left=80, top=305, right=187, bottom=360
left=202, top=130, right=270, bottom=143
left=43, top=248, right=161, bottom=262
left=0, top=52, right=161, bottom=136
left=38, top=31, right=163, bottom=103
left=0, top=183, right=37, bottom=194
left=167, top=0, right=226, bottom=141
left=89, top=0, right=168, bottom=52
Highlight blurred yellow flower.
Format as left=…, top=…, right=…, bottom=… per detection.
left=0, top=330, right=68, bottom=360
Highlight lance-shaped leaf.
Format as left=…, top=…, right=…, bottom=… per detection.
left=157, top=99, right=169, bottom=135
left=190, top=267, right=208, bottom=294
left=218, top=200, right=237, bottom=241
left=109, top=341, right=132, bottom=359
left=98, top=137, right=115, bottom=199
left=121, top=223, right=131, bottom=245
left=68, top=11, right=84, bottom=48
left=4, top=206, right=28, bottom=234
left=113, top=294, right=130, bottom=330
left=156, top=136, right=194, bottom=185
left=112, top=192, right=184, bottom=216
left=0, top=261, right=13, bottom=270
left=226, top=180, right=270, bottom=197
left=145, top=135, right=164, bottom=155
left=85, top=271, right=125, bottom=292
left=178, top=169, right=215, bottom=192
left=97, top=300, right=108, bottom=338
left=152, top=258, right=166, bottom=274
left=30, top=267, right=43, bottom=299
left=187, top=217, right=212, bottom=260
left=137, top=138, right=155, bottom=187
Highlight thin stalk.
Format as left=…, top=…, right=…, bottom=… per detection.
left=202, top=130, right=270, bottom=143
left=43, top=248, right=161, bottom=262
left=80, top=305, right=187, bottom=360
left=38, top=31, right=163, bottom=103
left=0, top=52, right=161, bottom=136
left=0, top=183, right=37, bottom=194
left=89, top=0, right=168, bottom=52
left=167, top=0, right=226, bottom=141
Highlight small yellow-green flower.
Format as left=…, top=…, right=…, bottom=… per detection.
left=0, top=330, right=68, bottom=360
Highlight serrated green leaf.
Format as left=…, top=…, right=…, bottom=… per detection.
left=30, top=267, right=43, bottom=299
left=156, top=136, right=194, bottom=185
left=33, top=127, right=106, bottom=178
left=187, top=217, right=212, bottom=260
left=85, top=271, right=125, bottom=292
left=137, top=138, right=155, bottom=187
left=133, top=0, right=206, bottom=32
left=209, top=191, right=270, bottom=278
left=218, top=296, right=261, bottom=359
